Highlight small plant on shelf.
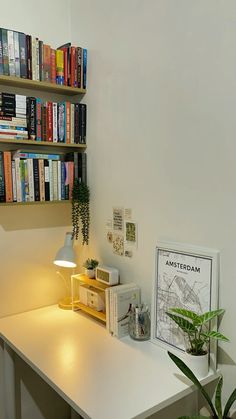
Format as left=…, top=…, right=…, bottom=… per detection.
left=72, top=179, right=90, bottom=245
left=83, top=258, right=99, bottom=279
left=166, top=307, right=228, bottom=356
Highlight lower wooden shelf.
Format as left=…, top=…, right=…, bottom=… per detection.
left=73, top=301, right=106, bottom=323
left=72, top=274, right=109, bottom=324
left=0, top=200, right=70, bottom=206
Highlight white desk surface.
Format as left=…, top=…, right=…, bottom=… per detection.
left=0, top=305, right=217, bottom=419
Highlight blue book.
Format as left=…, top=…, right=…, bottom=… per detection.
left=19, top=32, right=27, bottom=78
left=83, top=48, right=87, bottom=89
left=61, top=161, right=65, bottom=200
left=13, top=151, right=60, bottom=160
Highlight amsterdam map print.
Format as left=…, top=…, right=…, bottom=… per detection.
left=155, top=249, right=212, bottom=351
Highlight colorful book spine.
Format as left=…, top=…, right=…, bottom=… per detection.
left=58, top=102, right=65, bottom=142
left=14, top=157, right=22, bottom=202
left=61, top=161, right=65, bottom=200
left=36, top=98, right=42, bottom=141
left=38, top=159, right=45, bottom=201
left=43, top=44, right=51, bottom=82
left=24, top=159, right=29, bottom=202
left=36, top=38, right=40, bottom=81
left=3, top=151, right=13, bottom=202
left=13, top=151, right=60, bottom=160
left=27, top=159, right=34, bottom=202
left=52, top=102, right=57, bottom=142
left=70, top=46, right=76, bottom=87
left=56, top=49, right=64, bottom=85
left=57, top=160, right=61, bottom=200
left=77, top=47, right=82, bottom=88
left=0, top=29, right=3, bottom=75
left=52, top=160, right=58, bottom=200
left=0, top=151, right=5, bottom=202
left=13, top=31, right=20, bottom=77
left=26, top=34, right=32, bottom=79
left=66, top=102, right=70, bottom=143
left=44, top=160, right=50, bottom=201
left=19, top=32, right=27, bottom=78
left=7, top=30, right=15, bottom=76
left=33, top=159, right=40, bottom=201
left=2, top=28, right=9, bottom=76
left=38, top=40, right=43, bottom=81
left=83, top=48, right=87, bottom=89
left=27, top=97, right=36, bottom=140
left=49, top=160, right=53, bottom=201
left=50, top=49, right=56, bottom=84
left=11, top=160, right=17, bottom=202
left=46, top=101, right=53, bottom=142
left=19, top=159, right=25, bottom=202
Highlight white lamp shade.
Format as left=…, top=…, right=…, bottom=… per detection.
left=53, top=232, right=77, bottom=268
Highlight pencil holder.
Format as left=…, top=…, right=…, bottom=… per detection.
left=128, top=304, right=150, bottom=341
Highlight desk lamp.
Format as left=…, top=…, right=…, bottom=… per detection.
left=53, top=232, right=77, bottom=309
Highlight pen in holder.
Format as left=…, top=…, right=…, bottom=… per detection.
left=128, top=304, right=151, bottom=341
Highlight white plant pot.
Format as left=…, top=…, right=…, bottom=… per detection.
left=85, top=268, right=95, bottom=279
left=181, top=351, right=209, bottom=379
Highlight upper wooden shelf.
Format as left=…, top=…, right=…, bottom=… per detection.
left=0, top=138, right=86, bottom=152
left=0, top=75, right=86, bottom=96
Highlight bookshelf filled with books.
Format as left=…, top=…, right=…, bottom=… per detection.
left=0, top=26, right=88, bottom=205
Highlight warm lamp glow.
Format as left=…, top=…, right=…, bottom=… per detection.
left=53, top=232, right=77, bottom=309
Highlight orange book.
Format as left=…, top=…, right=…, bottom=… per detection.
left=3, top=151, right=13, bottom=202
left=50, top=49, right=56, bottom=84
left=43, top=45, right=51, bottom=82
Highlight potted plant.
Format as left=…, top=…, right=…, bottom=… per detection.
left=166, top=308, right=229, bottom=378
left=72, top=179, right=90, bottom=245
left=168, top=351, right=236, bottom=419
left=83, top=258, right=99, bottom=279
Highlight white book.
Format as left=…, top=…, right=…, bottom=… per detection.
left=113, top=286, right=141, bottom=338
left=49, top=160, right=53, bottom=201
left=14, top=157, right=22, bottom=202
left=52, top=160, right=58, bottom=201
left=109, top=283, right=137, bottom=335
left=24, top=159, right=30, bottom=202
left=38, top=159, right=45, bottom=201
left=7, top=30, right=15, bottom=76
left=27, top=159, right=34, bottom=202
left=13, top=31, right=20, bottom=77
left=11, top=161, right=17, bottom=202
left=36, top=38, right=40, bottom=81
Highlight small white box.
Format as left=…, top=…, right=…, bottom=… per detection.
left=79, top=284, right=105, bottom=312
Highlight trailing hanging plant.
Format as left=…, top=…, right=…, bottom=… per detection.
left=72, top=179, right=90, bottom=245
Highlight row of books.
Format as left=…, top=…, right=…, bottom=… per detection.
left=105, top=283, right=141, bottom=338
left=0, top=28, right=87, bottom=88
left=0, top=92, right=87, bottom=144
left=0, top=150, right=87, bottom=203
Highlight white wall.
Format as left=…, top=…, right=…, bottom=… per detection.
left=71, top=0, right=236, bottom=405
left=0, top=0, right=75, bottom=317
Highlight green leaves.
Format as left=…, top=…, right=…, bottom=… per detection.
left=166, top=307, right=228, bottom=356
left=198, top=309, right=225, bottom=326
left=201, top=331, right=229, bottom=342
left=169, top=352, right=236, bottom=419
left=169, top=308, right=201, bottom=324
left=166, top=312, right=196, bottom=334
left=215, top=376, right=223, bottom=419
left=72, top=180, right=90, bottom=245
left=168, top=352, right=217, bottom=418
left=223, top=387, right=236, bottom=419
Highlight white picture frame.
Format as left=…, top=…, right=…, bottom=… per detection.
left=151, top=241, right=220, bottom=370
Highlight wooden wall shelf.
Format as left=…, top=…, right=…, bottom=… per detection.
left=0, top=75, right=86, bottom=95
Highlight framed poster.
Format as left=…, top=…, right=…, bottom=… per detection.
left=151, top=241, right=219, bottom=368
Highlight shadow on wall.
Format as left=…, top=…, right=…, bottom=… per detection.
left=0, top=203, right=71, bottom=231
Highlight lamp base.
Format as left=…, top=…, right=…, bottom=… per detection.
left=58, top=297, right=73, bottom=310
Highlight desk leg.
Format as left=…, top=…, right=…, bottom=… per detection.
left=3, top=343, right=16, bottom=419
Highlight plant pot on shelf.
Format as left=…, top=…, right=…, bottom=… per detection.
left=85, top=268, right=95, bottom=279
left=180, top=350, right=209, bottom=379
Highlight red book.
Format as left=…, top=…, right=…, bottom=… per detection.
left=3, top=151, right=13, bottom=202
left=50, top=49, right=56, bottom=84
left=46, top=102, right=53, bottom=142
left=70, top=46, right=76, bottom=87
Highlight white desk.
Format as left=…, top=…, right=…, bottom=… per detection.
left=0, top=305, right=217, bottom=419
